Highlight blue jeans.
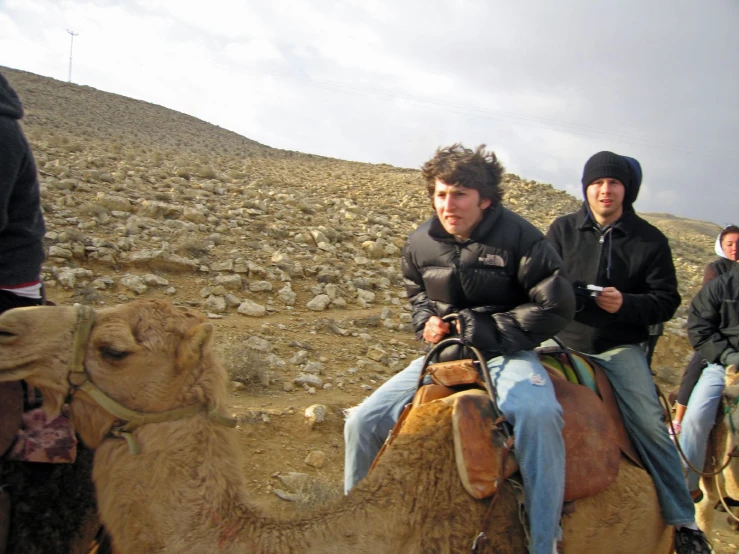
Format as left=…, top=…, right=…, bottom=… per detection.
left=678, top=362, right=726, bottom=491
left=589, top=345, right=695, bottom=525
left=344, top=351, right=565, bottom=554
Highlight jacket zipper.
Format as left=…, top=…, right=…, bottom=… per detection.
left=593, top=231, right=606, bottom=286
left=586, top=230, right=606, bottom=353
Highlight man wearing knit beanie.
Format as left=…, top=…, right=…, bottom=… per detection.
left=546, top=152, right=712, bottom=553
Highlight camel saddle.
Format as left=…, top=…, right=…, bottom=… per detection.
left=371, top=347, right=644, bottom=503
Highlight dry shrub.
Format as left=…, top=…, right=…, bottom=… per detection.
left=293, top=474, right=343, bottom=510
left=219, top=342, right=269, bottom=389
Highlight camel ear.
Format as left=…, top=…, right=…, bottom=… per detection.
left=176, top=323, right=214, bottom=373
left=725, top=364, right=738, bottom=386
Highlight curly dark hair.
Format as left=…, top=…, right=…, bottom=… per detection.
left=421, top=144, right=505, bottom=208
left=720, top=224, right=739, bottom=243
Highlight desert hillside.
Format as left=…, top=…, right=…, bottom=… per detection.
left=4, top=66, right=720, bottom=370
left=2, top=66, right=735, bottom=551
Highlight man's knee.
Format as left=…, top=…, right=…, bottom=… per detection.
left=508, top=395, right=563, bottom=431
left=344, top=405, right=367, bottom=443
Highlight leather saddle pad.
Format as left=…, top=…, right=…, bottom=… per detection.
left=370, top=350, right=644, bottom=501
left=451, top=376, right=621, bottom=501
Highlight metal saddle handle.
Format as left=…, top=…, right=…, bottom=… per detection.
left=418, top=314, right=510, bottom=439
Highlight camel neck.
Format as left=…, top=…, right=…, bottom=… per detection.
left=92, top=415, right=398, bottom=553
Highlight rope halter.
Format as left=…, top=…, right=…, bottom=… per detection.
left=66, top=305, right=236, bottom=454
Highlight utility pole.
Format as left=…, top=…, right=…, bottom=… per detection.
left=66, top=29, right=79, bottom=83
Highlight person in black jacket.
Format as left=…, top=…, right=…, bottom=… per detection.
left=0, top=70, right=48, bottom=552
left=546, top=151, right=711, bottom=553
left=0, top=71, right=45, bottom=311
left=344, top=144, right=575, bottom=554
left=680, top=256, right=739, bottom=500
left=671, top=224, right=738, bottom=435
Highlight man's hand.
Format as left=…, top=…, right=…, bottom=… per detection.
left=595, top=287, right=623, bottom=313
left=423, top=316, right=451, bottom=343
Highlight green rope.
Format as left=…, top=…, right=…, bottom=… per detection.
left=726, top=396, right=739, bottom=435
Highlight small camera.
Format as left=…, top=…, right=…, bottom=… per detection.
left=586, top=284, right=604, bottom=297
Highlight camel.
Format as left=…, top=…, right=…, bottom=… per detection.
left=694, top=366, right=739, bottom=537
left=0, top=299, right=673, bottom=554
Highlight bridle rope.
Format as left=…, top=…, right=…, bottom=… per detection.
left=66, top=305, right=236, bottom=454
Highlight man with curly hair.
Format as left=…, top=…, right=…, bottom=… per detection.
left=344, top=144, right=575, bottom=554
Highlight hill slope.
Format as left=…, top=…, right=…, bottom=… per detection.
left=2, top=62, right=724, bottom=395
left=2, top=66, right=735, bottom=551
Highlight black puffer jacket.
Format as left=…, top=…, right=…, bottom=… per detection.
left=546, top=205, right=681, bottom=354
left=402, top=203, right=575, bottom=359
left=0, top=72, right=45, bottom=288
left=688, top=262, right=739, bottom=366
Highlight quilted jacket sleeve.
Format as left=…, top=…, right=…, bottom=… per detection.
left=402, top=240, right=436, bottom=338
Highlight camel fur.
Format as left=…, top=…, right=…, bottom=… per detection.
left=0, top=299, right=673, bottom=554
left=694, top=367, right=739, bottom=536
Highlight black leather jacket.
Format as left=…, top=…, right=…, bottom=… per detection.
left=402, top=203, right=575, bottom=359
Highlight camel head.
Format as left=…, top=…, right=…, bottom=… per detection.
left=0, top=299, right=229, bottom=448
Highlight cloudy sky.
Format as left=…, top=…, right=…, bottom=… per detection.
left=1, top=0, right=737, bottom=225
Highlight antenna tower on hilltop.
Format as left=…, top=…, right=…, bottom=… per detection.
left=66, top=29, right=79, bottom=83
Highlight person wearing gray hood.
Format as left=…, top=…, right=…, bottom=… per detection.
left=0, top=70, right=45, bottom=312
left=671, top=224, right=739, bottom=438
left=675, top=225, right=739, bottom=507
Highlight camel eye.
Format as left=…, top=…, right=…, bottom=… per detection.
left=100, top=346, right=130, bottom=361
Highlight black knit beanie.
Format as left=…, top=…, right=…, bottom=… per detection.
left=581, top=151, right=632, bottom=196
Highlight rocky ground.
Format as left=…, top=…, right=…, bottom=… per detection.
left=3, top=66, right=736, bottom=552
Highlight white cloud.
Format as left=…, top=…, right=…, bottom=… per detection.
left=0, top=0, right=737, bottom=225
left=224, top=40, right=283, bottom=64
